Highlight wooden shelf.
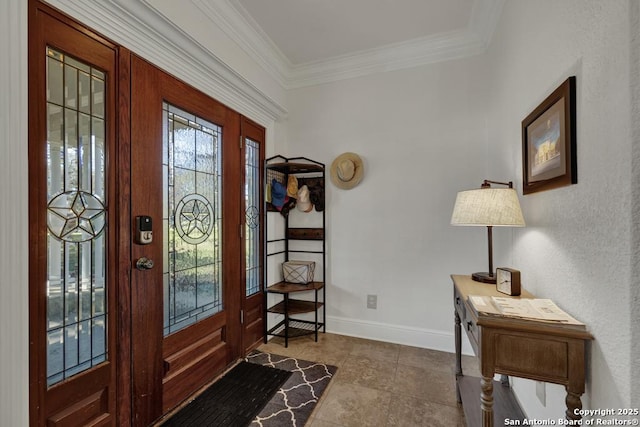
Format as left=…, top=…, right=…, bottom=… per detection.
left=266, top=162, right=324, bottom=174
left=287, top=228, right=324, bottom=240
left=267, top=281, right=324, bottom=294
left=267, top=299, right=324, bottom=315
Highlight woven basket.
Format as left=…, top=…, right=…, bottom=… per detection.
left=282, top=261, right=315, bottom=284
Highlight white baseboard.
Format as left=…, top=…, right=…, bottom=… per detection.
left=325, top=315, right=475, bottom=355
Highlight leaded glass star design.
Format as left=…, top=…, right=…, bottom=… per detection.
left=175, top=194, right=215, bottom=245
left=47, top=191, right=106, bottom=242
left=245, top=206, right=259, bottom=229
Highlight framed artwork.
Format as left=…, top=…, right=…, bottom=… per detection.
left=522, top=76, right=577, bottom=195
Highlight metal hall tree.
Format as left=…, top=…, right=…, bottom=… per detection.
left=264, top=156, right=326, bottom=347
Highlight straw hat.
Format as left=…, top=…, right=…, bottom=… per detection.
left=296, top=185, right=313, bottom=212
left=330, top=152, right=364, bottom=190
left=287, top=175, right=299, bottom=198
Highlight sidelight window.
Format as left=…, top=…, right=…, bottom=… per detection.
left=244, top=138, right=261, bottom=297
left=45, top=47, right=108, bottom=387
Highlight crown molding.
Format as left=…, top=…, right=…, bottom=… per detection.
left=469, top=0, right=505, bottom=45
left=203, top=0, right=504, bottom=89
left=192, top=0, right=292, bottom=88
left=45, top=0, right=504, bottom=101
left=287, top=29, right=487, bottom=88
left=46, top=0, right=288, bottom=123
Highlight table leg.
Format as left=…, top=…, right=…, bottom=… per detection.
left=454, top=310, right=462, bottom=403
left=481, top=375, right=494, bottom=427
left=565, top=388, right=583, bottom=422
left=284, top=294, right=289, bottom=348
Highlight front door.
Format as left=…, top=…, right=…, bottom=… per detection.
left=130, top=56, right=244, bottom=425
left=29, top=4, right=266, bottom=424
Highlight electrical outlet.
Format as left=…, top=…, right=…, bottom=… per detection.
left=536, top=381, right=546, bottom=406
left=367, top=294, right=377, bottom=309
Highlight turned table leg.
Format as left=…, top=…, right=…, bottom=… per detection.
left=481, top=375, right=494, bottom=427
left=565, top=388, right=583, bottom=422
left=454, top=310, right=462, bottom=403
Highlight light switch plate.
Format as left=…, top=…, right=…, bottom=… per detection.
left=367, top=294, right=377, bottom=309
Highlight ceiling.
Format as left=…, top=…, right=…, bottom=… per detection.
left=233, top=0, right=474, bottom=65
left=148, top=0, right=504, bottom=88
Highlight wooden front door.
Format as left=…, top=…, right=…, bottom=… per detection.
left=29, top=3, right=265, bottom=424
left=130, top=55, right=244, bottom=425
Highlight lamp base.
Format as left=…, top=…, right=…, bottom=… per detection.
left=472, top=272, right=496, bottom=284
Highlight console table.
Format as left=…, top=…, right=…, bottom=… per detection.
left=452, top=275, right=593, bottom=427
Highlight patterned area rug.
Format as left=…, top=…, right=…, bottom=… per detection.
left=246, top=351, right=338, bottom=427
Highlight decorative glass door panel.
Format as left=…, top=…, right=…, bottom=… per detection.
left=45, top=47, right=107, bottom=386
left=245, top=137, right=261, bottom=298
left=240, top=117, right=265, bottom=354
left=162, top=102, right=223, bottom=335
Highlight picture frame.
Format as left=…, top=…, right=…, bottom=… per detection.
left=522, top=76, right=577, bottom=195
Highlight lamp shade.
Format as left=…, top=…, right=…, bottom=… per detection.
left=450, top=188, right=525, bottom=227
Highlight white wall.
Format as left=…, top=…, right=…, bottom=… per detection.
left=484, top=0, right=637, bottom=417
left=284, top=0, right=638, bottom=419
left=0, top=1, right=29, bottom=426
left=285, top=56, right=493, bottom=351
left=631, top=0, right=640, bottom=409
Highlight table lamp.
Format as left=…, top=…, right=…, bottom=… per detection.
left=450, top=180, right=525, bottom=283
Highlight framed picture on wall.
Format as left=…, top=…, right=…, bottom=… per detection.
left=522, top=76, right=577, bottom=195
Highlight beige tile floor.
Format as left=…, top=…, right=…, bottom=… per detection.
left=257, top=333, right=480, bottom=427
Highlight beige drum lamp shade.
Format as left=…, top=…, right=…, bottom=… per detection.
left=450, top=188, right=525, bottom=227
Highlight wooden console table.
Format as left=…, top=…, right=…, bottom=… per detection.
left=452, top=275, right=593, bottom=427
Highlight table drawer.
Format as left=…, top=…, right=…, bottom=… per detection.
left=454, top=287, right=466, bottom=319
left=464, top=312, right=479, bottom=354
left=454, top=287, right=479, bottom=354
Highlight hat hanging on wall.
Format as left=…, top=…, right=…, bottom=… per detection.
left=271, top=179, right=287, bottom=209
left=308, top=181, right=325, bottom=212
left=296, top=185, right=313, bottom=212
left=330, top=152, right=364, bottom=190
left=287, top=175, right=299, bottom=198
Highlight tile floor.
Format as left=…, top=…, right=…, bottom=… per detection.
left=257, top=333, right=480, bottom=427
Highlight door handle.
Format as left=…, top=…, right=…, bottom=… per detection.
left=135, top=257, right=154, bottom=270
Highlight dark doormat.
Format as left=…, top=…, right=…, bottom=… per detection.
left=161, top=361, right=292, bottom=427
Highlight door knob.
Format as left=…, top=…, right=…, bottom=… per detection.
left=135, top=257, right=154, bottom=270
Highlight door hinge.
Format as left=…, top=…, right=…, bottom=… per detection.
left=240, top=310, right=244, bottom=325
left=239, top=136, right=244, bottom=150
left=239, top=224, right=244, bottom=239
